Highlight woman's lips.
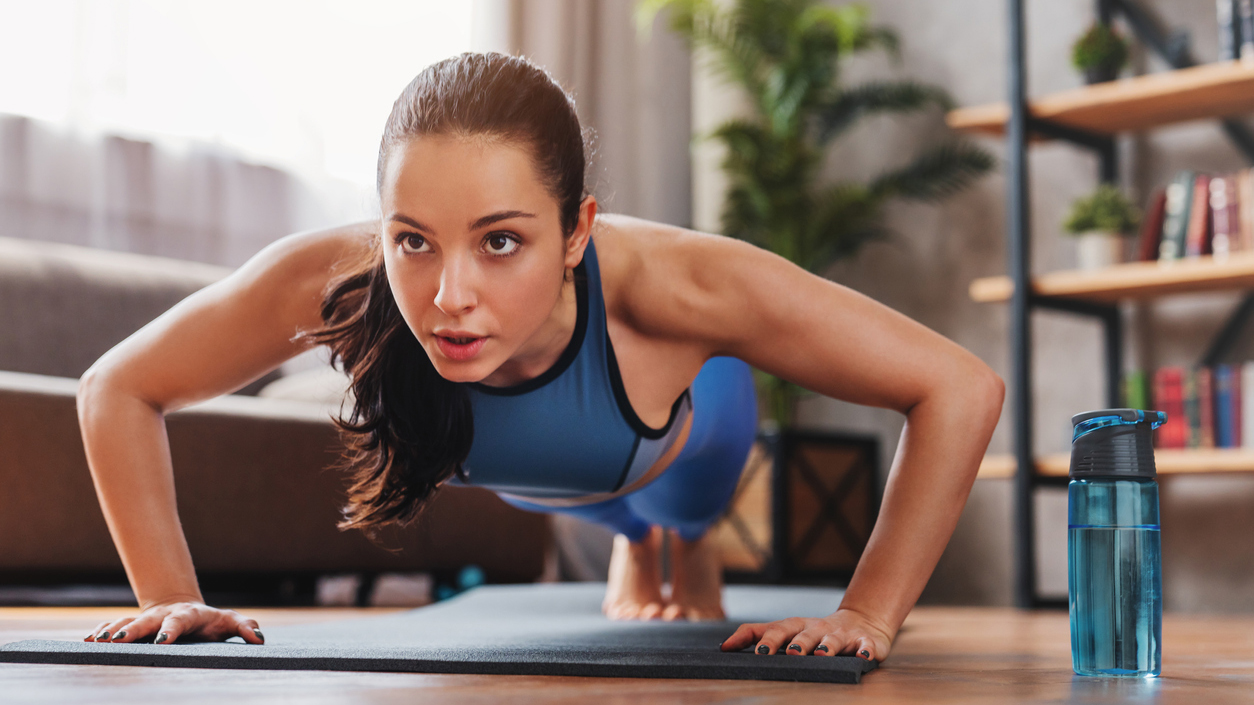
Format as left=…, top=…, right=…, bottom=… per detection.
left=435, top=335, right=487, bottom=361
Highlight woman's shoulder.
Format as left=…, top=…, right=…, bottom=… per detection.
left=267, top=220, right=377, bottom=279
left=261, top=221, right=376, bottom=289
left=591, top=212, right=683, bottom=314
left=233, top=220, right=377, bottom=334
left=591, top=212, right=746, bottom=345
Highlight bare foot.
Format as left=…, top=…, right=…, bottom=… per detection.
left=602, top=525, right=666, bottom=620
left=662, top=527, right=725, bottom=621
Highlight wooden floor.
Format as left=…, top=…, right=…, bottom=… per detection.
left=2, top=603, right=1252, bottom=704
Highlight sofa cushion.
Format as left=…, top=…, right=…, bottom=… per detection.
left=257, top=365, right=355, bottom=415
left=0, top=236, right=228, bottom=379
left=0, top=370, right=549, bottom=581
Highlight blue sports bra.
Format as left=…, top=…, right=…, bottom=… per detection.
left=443, top=235, right=693, bottom=500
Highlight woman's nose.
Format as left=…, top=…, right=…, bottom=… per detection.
left=433, top=257, right=478, bottom=315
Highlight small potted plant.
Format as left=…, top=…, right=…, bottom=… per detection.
left=1071, top=22, right=1130, bottom=84
left=1064, top=184, right=1141, bottom=270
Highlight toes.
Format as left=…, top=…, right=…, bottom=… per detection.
left=606, top=603, right=641, bottom=621
left=637, top=602, right=665, bottom=620
left=660, top=603, right=685, bottom=621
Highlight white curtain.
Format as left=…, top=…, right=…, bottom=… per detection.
left=0, top=1, right=695, bottom=269
left=504, top=0, right=694, bottom=229
left=0, top=113, right=368, bottom=269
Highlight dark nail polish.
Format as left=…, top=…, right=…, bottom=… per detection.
left=788, top=644, right=801, bottom=652
left=860, top=649, right=871, bottom=659
left=816, top=645, right=829, bottom=653
left=756, top=644, right=769, bottom=655
left=114, top=631, right=126, bottom=641
left=97, top=631, right=110, bottom=641
left=253, top=628, right=264, bottom=642
left=156, top=632, right=169, bottom=644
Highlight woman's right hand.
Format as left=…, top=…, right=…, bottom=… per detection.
left=83, top=597, right=266, bottom=645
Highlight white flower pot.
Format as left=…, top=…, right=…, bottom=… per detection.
left=1075, top=230, right=1125, bottom=270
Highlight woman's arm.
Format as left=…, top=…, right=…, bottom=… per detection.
left=618, top=218, right=1003, bottom=660
left=76, top=220, right=375, bottom=642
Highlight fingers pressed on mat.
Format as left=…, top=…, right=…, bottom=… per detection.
left=237, top=618, right=265, bottom=644
left=93, top=618, right=129, bottom=643
left=853, top=637, right=875, bottom=661
left=155, top=610, right=193, bottom=644
left=719, top=622, right=765, bottom=651
left=115, top=613, right=165, bottom=643
left=786, top=628, right=827, bottom=655
left=85, top=621, right=110, bottom=641
left=105, top=619, right=137, bottom=642
left=754, top=620, right=804, bottom=655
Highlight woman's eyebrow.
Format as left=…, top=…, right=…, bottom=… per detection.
left=388, top=210, right=537, bottom=233
left=470, top=210, right=537, bottom=230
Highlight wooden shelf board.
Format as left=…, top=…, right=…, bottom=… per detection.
left=947, top=59, right=1254, bottom=138
left=977, top=449, right=1254, bottom=480
left=969, top=251, right=1254, bottom=303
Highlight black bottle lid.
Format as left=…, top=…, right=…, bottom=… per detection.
left=1069, top=408, right=1165, bottom=480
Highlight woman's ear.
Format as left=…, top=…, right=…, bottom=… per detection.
left=564, top=195, right=598, bottom=270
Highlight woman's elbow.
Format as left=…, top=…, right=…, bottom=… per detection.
left=967, top=360, right=1005, bottom=432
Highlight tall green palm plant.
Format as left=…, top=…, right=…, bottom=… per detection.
left=637, top=0, right=995, bottom=427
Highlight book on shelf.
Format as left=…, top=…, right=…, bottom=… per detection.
left=1124, top=369, right=1150, bottom=410
left=1135, top=167, right=1254, bottom=265
left=1215, top=363, right=1242, bottom=448
left=1136, top=187, right=1167, bottom=262
left=1159, top=171, right=1196, bottom=262
left=1243, top=362, right=1254, bottom=449
left=1211, top=173, right=1237, bottom=258
left=1152, top=367, right=1187, bottom=448
left=1141, top=362, right=1254, bottom=449
left=1239, top=169, right=1254, bottom=250
left=1186, top=366, right=1201, bottom=447
left=1237, top=363, right=1246, bottom=449
left=1185, top=173, right=1214, bottom=258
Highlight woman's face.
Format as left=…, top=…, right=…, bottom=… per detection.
left=379, top=133, right=593, bottom=383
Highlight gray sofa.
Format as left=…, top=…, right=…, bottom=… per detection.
left=0, top=236, right=550, bottom=603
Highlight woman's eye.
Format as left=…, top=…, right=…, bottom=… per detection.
left=398, top=234, right=429, bottom=254
left=486, top=233, right=519, bottom=256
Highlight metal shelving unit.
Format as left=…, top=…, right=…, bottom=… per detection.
left=959, top=0, right=1254, bottom=608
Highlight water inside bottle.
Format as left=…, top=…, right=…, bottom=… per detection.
left=1069, top=525, right=1162, bottom=677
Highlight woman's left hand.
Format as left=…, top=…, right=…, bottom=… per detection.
left=718, top=607, right=894, bottom=661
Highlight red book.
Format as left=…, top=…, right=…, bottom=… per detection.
left=1137, top=187, right=1167, bottom=261
left=1153, top=367, right=1186, bottom=448
left=1185, top=174, right=1213, bottom=257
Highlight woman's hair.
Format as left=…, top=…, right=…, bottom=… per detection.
left=295, top=52, right=594, bottom=544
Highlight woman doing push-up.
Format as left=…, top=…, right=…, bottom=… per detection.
left=78, top=52, right=1003, bottom=663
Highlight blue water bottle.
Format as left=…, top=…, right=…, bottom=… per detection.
left=1068, top=409, right=1164, bottom=678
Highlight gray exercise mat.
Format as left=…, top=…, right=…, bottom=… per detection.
left=0, top=582, right=877, bottom=684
